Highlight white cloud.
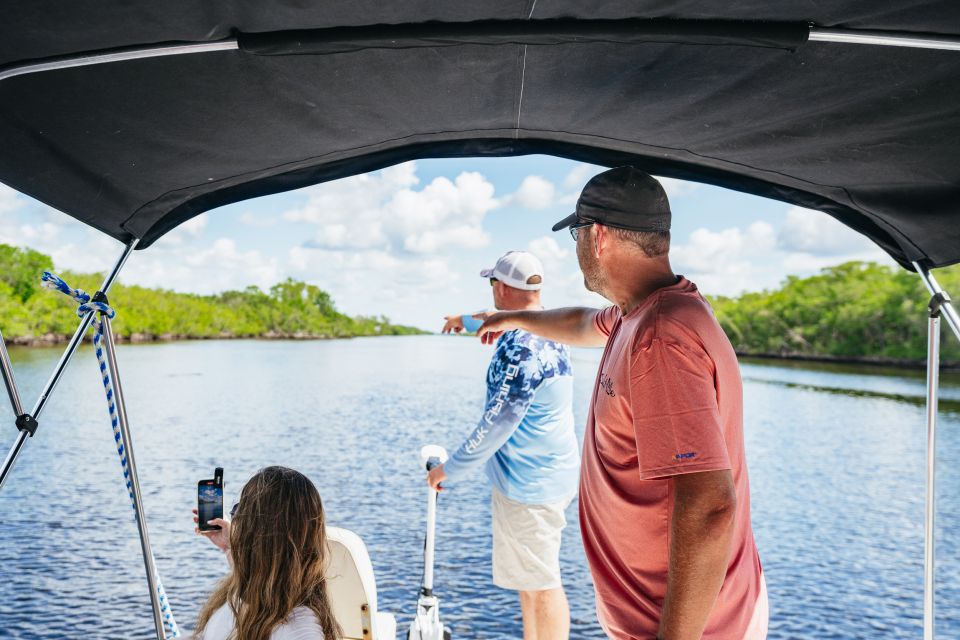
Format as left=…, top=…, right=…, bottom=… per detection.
left=283, top=162, right=496, bottom=254
left=16, top=222, right=62, bottom=244
left=528, top=235, right=568, bottom=262
left=669, top=212, right=896, bottom=298
left=558, top=163, right=601, bottom=205
left=510, top=175, right=556, bottom=210
left=673, top=222, right=776, bottom=274
left=239, top=212, right=277, bottom=228
left=655, top=177, right=701, bottom=198
left=525, top=234, right=608, bottom=308
left=775, top=206, right=895, bottom=273
left=19, top=162, right=497, bottom=327
left=286, top=246, right=458, bottom=322
left=0, top=203, right=122, bottom=276
left=563, top=164, right=598, bottom=191
left=781, top=250, right=896, bottom=273
left=0, top=187, right=73, bottom=256
left=0, top=184, right=25, bottom=214
left=527, top=235, right=568, bottom=280
left=289, top=246, right=400, bottom=274
left=180, top=214, right=208, bottom=236
left=151, top=213, right=209, bottom=249
left=778, top=206, right=884, bottom=257
left=671, top=221, right=778, bottom=296
left=122, top=237, right=280, bottom=294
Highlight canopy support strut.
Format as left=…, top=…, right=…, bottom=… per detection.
left=0, top=327, right=24, bottom=418
left=0, top=240, right=137, bottom=492
left=912, top=263, right=960, bottom=640
left=923, top=297, right=940, bottom=640
left=100, top=313, right=168, bottom=639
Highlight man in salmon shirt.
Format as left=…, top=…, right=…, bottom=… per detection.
left=477, top=166, right=767, bottom=640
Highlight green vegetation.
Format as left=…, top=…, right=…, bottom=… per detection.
left=709, top=261, right=960, bottom=364
left=2, top=244, right=957, bottom=363
left=0, top=244, right=422, bottom=343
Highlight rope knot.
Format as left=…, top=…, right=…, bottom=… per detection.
left=41, top=271, right=115, bottom=319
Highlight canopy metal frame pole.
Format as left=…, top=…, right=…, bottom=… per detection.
left=808, top=27, right=960, bottom=51
left=0, top=40, right=239, bottom=83
left=912, top=262, right=959, bottom=640
left=0, top=240, right=137, bottom=492
left=100, top=313, right=166, bottom=640
left=923, top=298, right=940, bottom=640
left=0, top=327, right=27, bottom=492
left=0, top=328, right=24, bottom=417
left=0, top=23, right=958, bottom=88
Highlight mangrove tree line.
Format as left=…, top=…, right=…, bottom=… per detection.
left=0, top=244, right=421, bottom=342
left=2, top=244, right=958, bottom=362
left=710, top=261, right=960, bottom=363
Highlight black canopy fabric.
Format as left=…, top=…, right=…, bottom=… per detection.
left=1, top=2, right=959, bottom=268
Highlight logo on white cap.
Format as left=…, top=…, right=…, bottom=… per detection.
left=479, top=251, right=544, bottom=291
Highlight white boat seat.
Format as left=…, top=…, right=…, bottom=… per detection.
left=326, top=527, right=397, bottom=640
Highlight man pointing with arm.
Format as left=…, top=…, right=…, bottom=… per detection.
left=479, top=168, right=767, bottom=640
left=430, top=251, right=580, bottom=640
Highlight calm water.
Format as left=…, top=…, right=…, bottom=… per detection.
left=1, top=336, right=959, bottom=639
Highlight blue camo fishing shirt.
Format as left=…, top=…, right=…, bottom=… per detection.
left=443, top=328, right=580, bottom=504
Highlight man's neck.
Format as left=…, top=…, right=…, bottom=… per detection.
left=606, top=259, right=678, bottom=316
left=501, top=296, right=543, bottom=312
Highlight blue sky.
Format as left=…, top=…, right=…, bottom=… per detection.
left=0, top=156, right=892, bottom=330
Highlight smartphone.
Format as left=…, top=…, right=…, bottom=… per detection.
left=197, top=478, right=223, bottom=531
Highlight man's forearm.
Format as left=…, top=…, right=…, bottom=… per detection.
left=511, top=307, right=606, bottom=347
left=658, top=483, right=736, bottom=639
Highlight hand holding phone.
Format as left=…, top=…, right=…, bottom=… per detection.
left=193, top=508, right=230, bottom=552
left=197, top=468, right=224, bottom=531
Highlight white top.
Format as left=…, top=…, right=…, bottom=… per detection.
left=200, top=604, right=325, bottom=640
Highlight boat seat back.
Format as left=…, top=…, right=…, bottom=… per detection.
left=325, top=527, right=397, bottom=640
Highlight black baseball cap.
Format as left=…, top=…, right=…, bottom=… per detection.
left=552, top=166, right=671, bottom=233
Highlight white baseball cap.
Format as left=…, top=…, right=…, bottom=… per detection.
left=480, top=251, right=544, bottom=291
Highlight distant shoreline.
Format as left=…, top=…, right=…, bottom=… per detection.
left=738, top=351, right=960, bottom=372
left=3, top=331, right=427, bottom=347
left=7, top=335, right=956, bottom=371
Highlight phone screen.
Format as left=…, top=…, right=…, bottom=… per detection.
left=198, top=481, right=223, bottom=530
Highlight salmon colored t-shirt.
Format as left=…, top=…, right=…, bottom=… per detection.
left=579, top=276, right=762, bottom=640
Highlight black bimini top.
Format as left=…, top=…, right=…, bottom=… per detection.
left=1, top=2, right=959, bottom=268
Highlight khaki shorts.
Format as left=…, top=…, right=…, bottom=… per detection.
left=491, top=487, right=574, bottom=591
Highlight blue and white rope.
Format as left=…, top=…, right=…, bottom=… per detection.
left=42, top=272, right=180, bottom=638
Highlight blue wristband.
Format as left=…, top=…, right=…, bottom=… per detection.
left=461, top=314, right=484, bottom=333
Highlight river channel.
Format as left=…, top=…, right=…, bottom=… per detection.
left=1, top=336, right=958, bottom=638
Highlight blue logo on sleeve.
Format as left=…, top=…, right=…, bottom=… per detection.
left=674, top=451, right=697, bottom=460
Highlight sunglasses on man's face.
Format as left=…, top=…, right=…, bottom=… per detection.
left=569, top=220, right=595, bottom=241
left=489, top=277, right=498, bottom=287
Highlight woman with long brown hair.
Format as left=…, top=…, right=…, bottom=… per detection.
left=191, top=466, right=342, bottom=640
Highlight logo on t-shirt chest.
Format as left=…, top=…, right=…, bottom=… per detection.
left=598, top=372, right=616, bottom=397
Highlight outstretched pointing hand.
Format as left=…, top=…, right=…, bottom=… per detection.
left=441, top=315, right=465, bottom=334
left=477, top=311, right=522, bottom=345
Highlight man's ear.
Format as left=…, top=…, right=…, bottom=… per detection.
left=594, top=223, right=606, bottom=256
